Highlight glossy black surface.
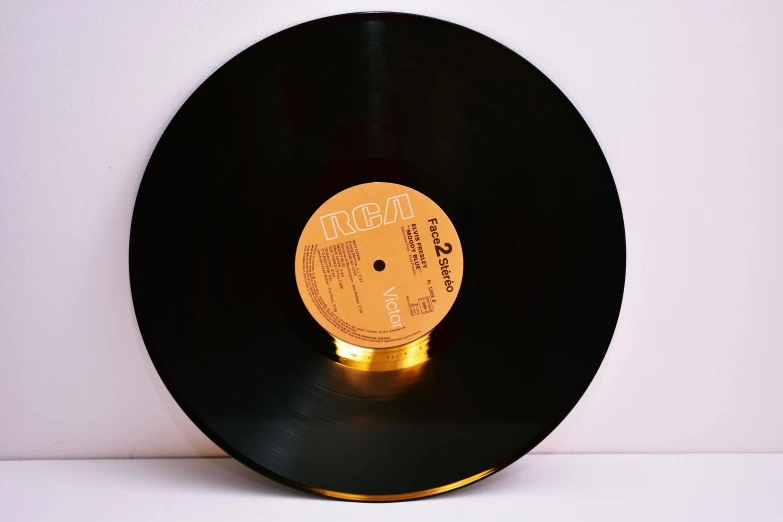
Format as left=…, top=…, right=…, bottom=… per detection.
left=130, top=13, right=625, bottom=499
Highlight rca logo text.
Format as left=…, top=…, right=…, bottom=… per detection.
left=320, top=193, right=414, bottom=241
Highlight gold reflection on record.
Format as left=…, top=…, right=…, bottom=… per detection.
left=331, top=332, right=431, bottom=372
left=306, top=464, right=501, bottom=501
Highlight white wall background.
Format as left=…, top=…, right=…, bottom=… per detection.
left=1, top=0, right=781, bottom=460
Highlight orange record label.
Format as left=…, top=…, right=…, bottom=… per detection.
left=294, top=182, right=463, bottom=349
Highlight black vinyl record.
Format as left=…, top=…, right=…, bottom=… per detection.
left=130, top=12, right=625, bottom=501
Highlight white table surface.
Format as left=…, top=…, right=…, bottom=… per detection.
left=0, top=454, right=780, bottom=521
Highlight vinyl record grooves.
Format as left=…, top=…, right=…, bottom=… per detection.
left=130, top=12, right=625, bottom=501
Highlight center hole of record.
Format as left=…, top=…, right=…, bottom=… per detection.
left=373, top=259, right=386, bottom=272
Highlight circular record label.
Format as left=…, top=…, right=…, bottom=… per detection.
left=294, top=182, right=463, bottom=348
